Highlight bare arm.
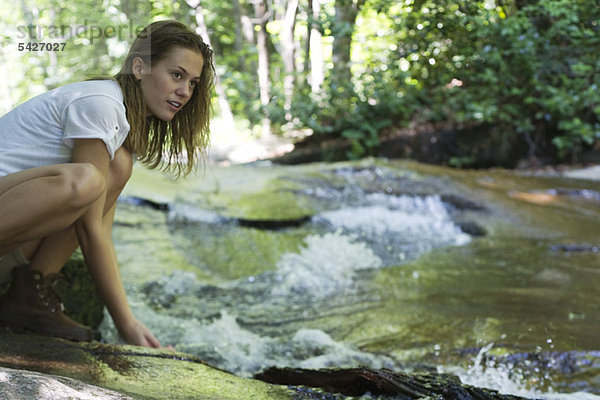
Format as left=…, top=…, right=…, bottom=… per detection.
left=71, top=139, right=161, bottom=348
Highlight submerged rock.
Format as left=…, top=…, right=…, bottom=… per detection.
left=32, top=158, right=597, bottom=398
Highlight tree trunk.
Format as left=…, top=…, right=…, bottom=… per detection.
left=331, top=0, right=364, bottom=91
left=232, top=0, right=245, bottom=72
left=309, top=0, right=324, bottom=93
left=253, top=0, right=272, bottom=137
left=280, top=0, right=299, bottom=123
left=186, top=0, right=236, bottom=133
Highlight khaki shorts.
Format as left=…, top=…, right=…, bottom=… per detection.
left=0, top=248, right=29, bottom=284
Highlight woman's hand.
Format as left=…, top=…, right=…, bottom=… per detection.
left=118, top=318, right=163, bottom=348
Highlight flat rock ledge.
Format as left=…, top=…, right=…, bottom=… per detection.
left=0, top=365, right=132, bottom=400
left=0, top=330, right=535, bottom=400
left=0, top=331, right=292, bottom=400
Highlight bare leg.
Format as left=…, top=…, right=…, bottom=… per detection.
left=0, top=147, right=138, bottom=344
left=0, top=164, right=104, bottom=342
left=25, top=148, right=133, bottom=276
left=0, top=163, right=105, bottom=250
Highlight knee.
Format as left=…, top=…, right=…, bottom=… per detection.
left=108, top=148, right=133, bottom=195
left=61, top=163, right=106, bottom=209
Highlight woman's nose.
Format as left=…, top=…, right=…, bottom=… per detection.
left=176, top=82, right=191, bottom=98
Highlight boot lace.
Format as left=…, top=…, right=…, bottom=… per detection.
left=33, top=272, right=65, bottom=313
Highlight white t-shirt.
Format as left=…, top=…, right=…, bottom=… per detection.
left=0, top=80, right=130, bottom=177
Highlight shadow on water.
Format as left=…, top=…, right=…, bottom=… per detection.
left=108, top=159, right=600, bottom=399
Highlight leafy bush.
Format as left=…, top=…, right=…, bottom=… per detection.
left=289, top=0, right=599, bottom=163
left=438, top=0, right=600, bottom=161
left=288, top=68, right=415, bottom=159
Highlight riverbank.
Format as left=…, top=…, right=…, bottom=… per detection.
left=207, top=121, right=600, bottom=182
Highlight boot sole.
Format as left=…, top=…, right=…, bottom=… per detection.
left=0, top=314, right=94, bottom=342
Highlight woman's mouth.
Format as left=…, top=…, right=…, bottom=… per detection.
left=167, top=100, right=182, bottom=111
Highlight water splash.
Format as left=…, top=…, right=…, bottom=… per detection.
left=443, top=343, right=600, bottom=400
left=272, top=232, right=382, bottom=297
left=99, top=307, right=396, bottom=378
left=318, top=194, right=470, bottom=246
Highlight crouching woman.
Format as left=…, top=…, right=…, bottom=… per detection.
left=0, top=20, right=214, bottom=347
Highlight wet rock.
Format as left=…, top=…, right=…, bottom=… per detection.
left=237, top=216, right=312, bottom=230
left=0, top=331, right=294, bottom=400
left=255, top=367, right=529, bottom=399
left=549, top=188, right=600, bottom=201
left=52, top=254, right=105, bottom=330
left=480, top=350, right=600, bottom=394
left=550, top=244, right=599, bottom=253
left=455, top=221, right=487, bottom=237
left=0, top=366, right=132, bottom=400
left=441, top=193, right=487, bottom=211
left=118, top=196, right=170, bottom=211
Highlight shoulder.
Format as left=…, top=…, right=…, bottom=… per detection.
left=60, top=80, right=130, bottom=134
left=58, top=80, right=124, bottom=104
left=61, top=80, right=128, bottom=125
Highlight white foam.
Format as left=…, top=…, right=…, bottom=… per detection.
left=441, top=343, right=600, bottom=400
left=154, top=270, right=199, bottom=297
left=318, top=194, right=470, bottom=247
left=271, top=232, right=382, bottom=297
left=168, top=203, right=224, bottom=224
left=99, top=308, right=393, bottom=378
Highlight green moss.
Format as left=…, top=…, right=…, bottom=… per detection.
left=231, top=190, right=314, bottom=221
left=90, top=348, right=293, bottom=400
left=112, top=203, right=215, bottom=285
left=173, top=226, right=308, bottom=280
left=0, top=333, right=293, bottom=400
left=53, top=253, right=105, bottom=329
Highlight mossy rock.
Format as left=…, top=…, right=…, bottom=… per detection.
left=0, top=331, right=294, bottom=400
left=52, top=253, right=105, bottom=330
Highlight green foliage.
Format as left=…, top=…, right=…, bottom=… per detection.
left=473, top=0, right=598, bottom=159
left=287, top=71, right=404, bottom=160
left=1, top=0, right=153, bottom=110
left=286, top=0, right=599, bottom=162
left=403, top=0, right=600, bottom=161
left=3, top=0, right=598, bottom=164
left=448, top=156, right=476, bottom=169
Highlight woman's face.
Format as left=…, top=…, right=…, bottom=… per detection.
left=134, top=47, right=204, bottom=121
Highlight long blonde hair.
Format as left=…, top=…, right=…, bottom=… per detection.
left=115, top=20, right=214, bottom=177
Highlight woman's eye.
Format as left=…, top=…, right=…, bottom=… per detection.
left=173, top=72, right=182, bottom=79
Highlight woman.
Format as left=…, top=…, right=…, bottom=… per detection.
left=0, top=20, right=214, bottom=347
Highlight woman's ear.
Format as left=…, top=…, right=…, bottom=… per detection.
left=132, top=57, right=146, bottom=80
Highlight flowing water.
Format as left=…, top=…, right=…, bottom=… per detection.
left=101, top=159, right=600, bottom=399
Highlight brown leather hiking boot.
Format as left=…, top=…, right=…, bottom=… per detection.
left=0, top=266, right=93, bottom=342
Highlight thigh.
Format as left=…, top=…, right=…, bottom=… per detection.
left=0, top=166, right=73, bottom=252
left=0, top=164, right=76, bottom=195
left=0, top=163, right=103, bottom=248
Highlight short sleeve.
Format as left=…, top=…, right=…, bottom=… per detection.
left=62, top=95, right=130, bottom=160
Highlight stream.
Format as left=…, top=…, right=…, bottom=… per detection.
left=100, top=158, right=600, bottom=399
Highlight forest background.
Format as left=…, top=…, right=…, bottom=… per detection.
left=0, top=0, right=598, bottom=168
